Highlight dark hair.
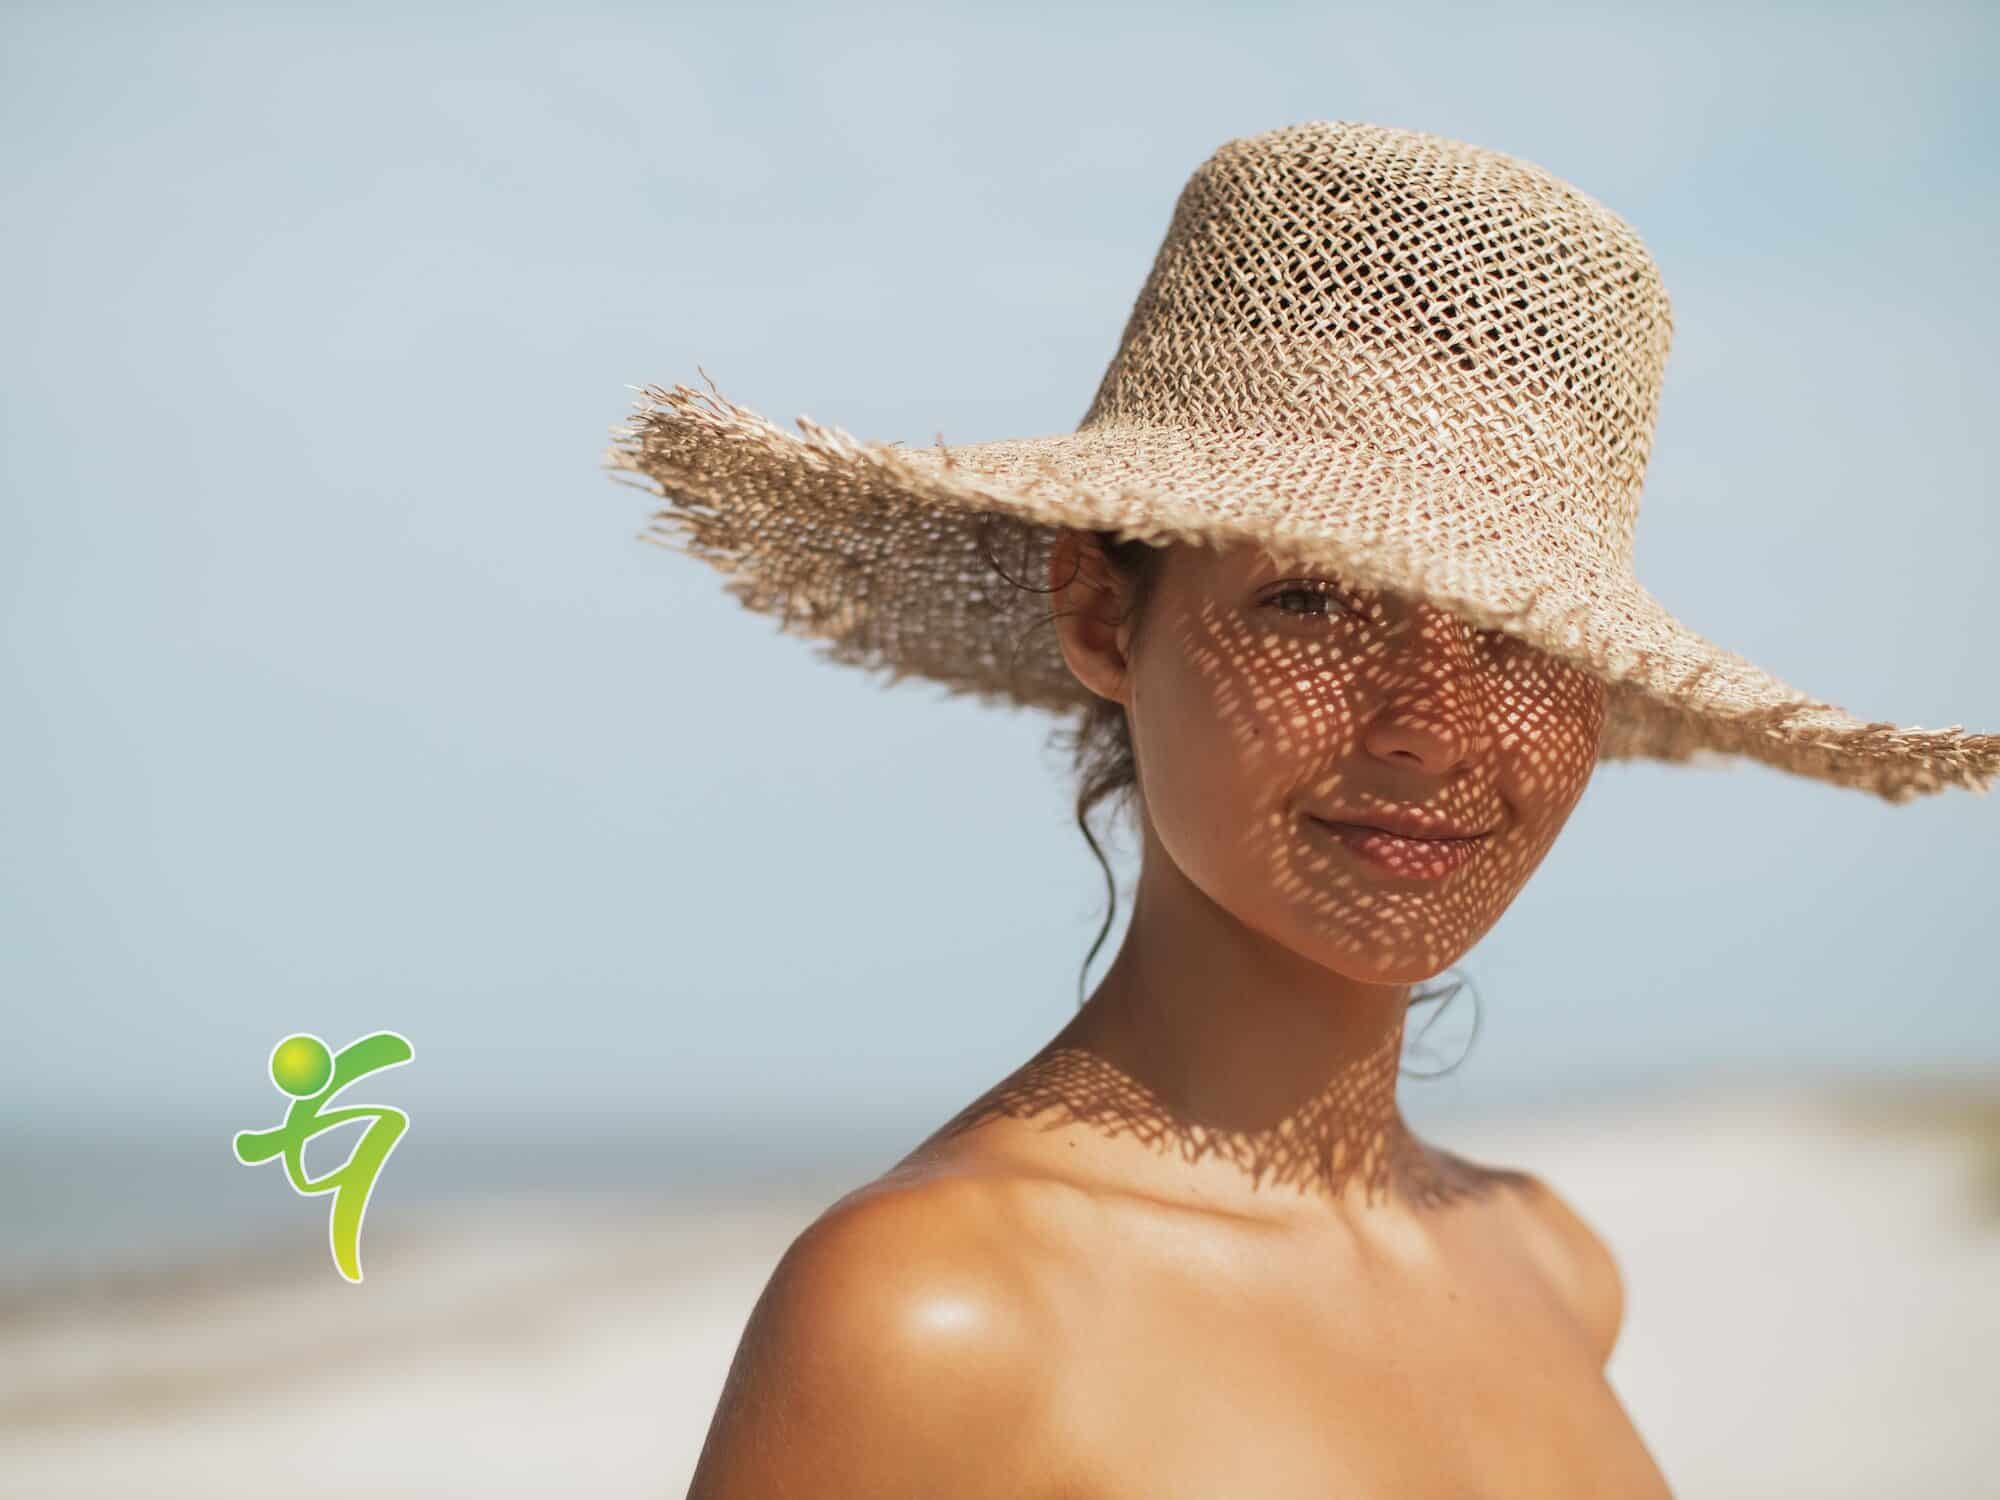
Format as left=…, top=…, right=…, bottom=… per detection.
left=1045, top=531, right=1167, bottom=1003
left=986, top=525, right=1477, bottom=1074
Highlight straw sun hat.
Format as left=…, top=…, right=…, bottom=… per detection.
left=604, top=119, right=1997, bottom=803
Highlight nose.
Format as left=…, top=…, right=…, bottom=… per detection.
left=1356, top=601, right=1490, bottom=774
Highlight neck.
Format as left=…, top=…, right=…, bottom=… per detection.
left=996, top=815, right=1477, bottom=1222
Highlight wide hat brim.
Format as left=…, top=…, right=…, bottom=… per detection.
left=605, top=376, right=1999, bottom=804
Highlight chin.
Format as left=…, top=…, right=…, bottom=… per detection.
left=1289, top=913, right=1485, bottom=988
left=1326, top=950, right=1464, bottom=988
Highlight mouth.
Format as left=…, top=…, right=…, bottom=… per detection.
left=1304, top=816, right=1492, bottom=881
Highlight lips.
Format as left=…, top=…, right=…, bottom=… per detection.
left=1305, top=816, right=1492, bottom=880
left=1311, top=812, right=1497, bottom=842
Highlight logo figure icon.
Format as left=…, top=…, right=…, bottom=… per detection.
left=233, top=1031, right=413, bottom=1282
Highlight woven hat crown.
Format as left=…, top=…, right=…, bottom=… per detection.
left=1080, top=121, right=1672, bottom=571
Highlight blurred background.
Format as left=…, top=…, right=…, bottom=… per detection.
left=4, top=1, right=1996, bottom=1495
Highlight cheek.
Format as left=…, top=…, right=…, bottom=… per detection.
left=1132, top=619, right=1361, bottom=820
left=1128, top=644, right=1285, bottom=854
left=1125, top=617, right=1391, bottom=939
left=1186, top=613, right=1376, bottom=767
left=1493, top=663, right=1607, bottom=837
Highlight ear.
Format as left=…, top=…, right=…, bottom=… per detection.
left=1048, top=529, right=1138, bottom=707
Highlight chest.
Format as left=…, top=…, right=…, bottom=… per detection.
left=1037, top=1236, right=1673, bottom=1499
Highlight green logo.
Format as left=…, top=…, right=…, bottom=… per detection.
left=233, top=1031, right=413, bottom=1282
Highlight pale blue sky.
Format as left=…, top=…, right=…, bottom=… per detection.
left=4, top=1, right=1995, bottom=1179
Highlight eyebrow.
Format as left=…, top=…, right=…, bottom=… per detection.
left=1243, top=551, right=1325, bottom=583
left=1245, top=556, right=1376, bottom=595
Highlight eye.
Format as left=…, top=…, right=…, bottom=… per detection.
left=1263, top=580, right=1356, bottom=620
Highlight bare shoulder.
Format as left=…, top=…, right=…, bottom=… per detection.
left=1490, top=1163, right=1626, bottom=1366
left=685, top=1167, right=1084, bottom=1500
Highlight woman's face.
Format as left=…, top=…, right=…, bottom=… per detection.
left=1059, top=536, right=1608, bottom=984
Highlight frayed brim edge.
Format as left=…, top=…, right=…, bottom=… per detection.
left=604, top=376, right=1999, bottom=805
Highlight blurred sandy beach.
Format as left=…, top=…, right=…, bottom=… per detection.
left=5, top=1074, right=1996, bottom=1499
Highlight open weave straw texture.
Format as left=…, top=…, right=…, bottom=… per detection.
left=605, top=120, right=1997, bottom=804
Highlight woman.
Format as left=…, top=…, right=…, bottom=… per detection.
left=609, top=121, right=1996, bottom=1496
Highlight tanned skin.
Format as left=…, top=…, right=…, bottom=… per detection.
left=686, top=532, right=1675, bottom=1498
